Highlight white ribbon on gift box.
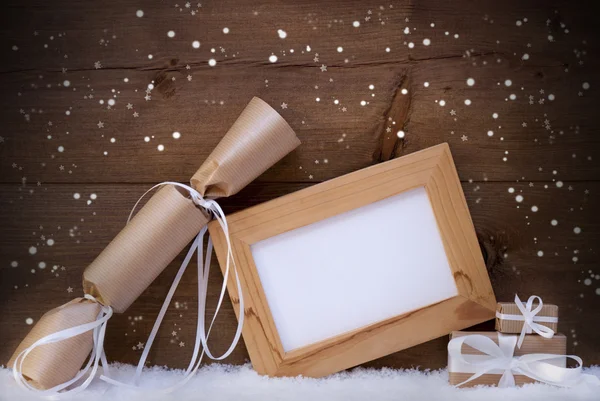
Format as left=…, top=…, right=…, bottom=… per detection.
left=495, top=295, right=558, bottom=348
left=11, top=181, right=244, bottom=398
left=447, top=333, right=600, bottom=388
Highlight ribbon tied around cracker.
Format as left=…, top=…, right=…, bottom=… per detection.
left=495, top=295, right=557, bottom=348
left=100, top=182, right=244, bottom=392
left=11, top=182, right=244, bottom=396
left=12, top=294, right=113, bottom=398
left=8, top=97, right=300, bottom=397
left=448, top=333, right=599, bottom=388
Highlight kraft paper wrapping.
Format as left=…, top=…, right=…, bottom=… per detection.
left=448, top=331, right=567, bottom=387
left=83, top=184, right=210, bottom=313
left=8, top=299, right=102, bottom=389
left=495, top=302, right=559, bottom=334
left=8, top=97, right=300, bottom=390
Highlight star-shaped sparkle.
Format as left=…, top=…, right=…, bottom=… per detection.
left=126, top=103, right=133, bottom=110
left=281, top=102, right=287, bottom=109
left=320, top=64, right=327, bottom=72
left=67, top=287, right=73, bottom=293
left=461, top=135, right=468, bottom=141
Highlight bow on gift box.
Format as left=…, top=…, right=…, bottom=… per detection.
left=496, top=295, right=558, bottom=348
left=447, top=333, right=599, bottom=388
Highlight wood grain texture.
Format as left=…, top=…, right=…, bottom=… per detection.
left=207, top=144, right=496, bottom=377
left=0, top=0, right=599, bottom=380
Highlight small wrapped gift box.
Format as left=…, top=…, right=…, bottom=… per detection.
left=495, top=295, right=558, bottom=348
left=448, top=331, right=567, bottom=387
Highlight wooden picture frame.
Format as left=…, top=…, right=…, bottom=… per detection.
left=208, top=143, right=496, bottom=378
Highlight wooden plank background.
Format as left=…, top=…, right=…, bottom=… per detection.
left=1, top=0, right=599, bottom=373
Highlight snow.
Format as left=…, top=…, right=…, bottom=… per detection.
left=1, top=364, right=599, bottom=401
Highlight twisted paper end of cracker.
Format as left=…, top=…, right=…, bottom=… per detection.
left=191, top=97, right=300, bottom=198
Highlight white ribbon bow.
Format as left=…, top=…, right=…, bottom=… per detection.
left=12, top=294, right=113, bottom=399
left=12, top=181, right=244, bottom=398
left=495, top=295, right=557, bottom=348
left=448, top=333, right=599, bottom=388
left=100, top=181, right=245, bottom=393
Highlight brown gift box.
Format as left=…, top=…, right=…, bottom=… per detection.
left=448, top=331, right=567, bottom=387
left=8, top=97, right=301, bottom=390
left=495, top=301, right=558, bottom=334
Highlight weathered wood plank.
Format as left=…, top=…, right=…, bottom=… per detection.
left=1, top=0, right=598, bottom=72
left=1, top=0, right=599, bottom=380
left=1, top=58, right=598, bottom=184
left=1, top=181, right=598, bottom=368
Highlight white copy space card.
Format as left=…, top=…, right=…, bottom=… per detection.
left=251, top=186, right=458, bottom=352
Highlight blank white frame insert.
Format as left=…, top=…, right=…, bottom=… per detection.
left=251, top=186, right=458, bottom=352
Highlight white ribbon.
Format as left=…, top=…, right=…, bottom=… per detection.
left=12, top=181, right=243, bottom=397
left=448, top=333, right=599, bottom=388
left=495, top=295, right=557, bottom=348
left=11, top=294, right=113, bottom=399
left=99, top=181, right=245, bottom=392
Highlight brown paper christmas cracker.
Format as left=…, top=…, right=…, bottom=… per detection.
left=9, top=97, right=300, bottom=390
left=448, top=331, right=567, bottom=387
left=496, top=301, right=558, bottom=334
